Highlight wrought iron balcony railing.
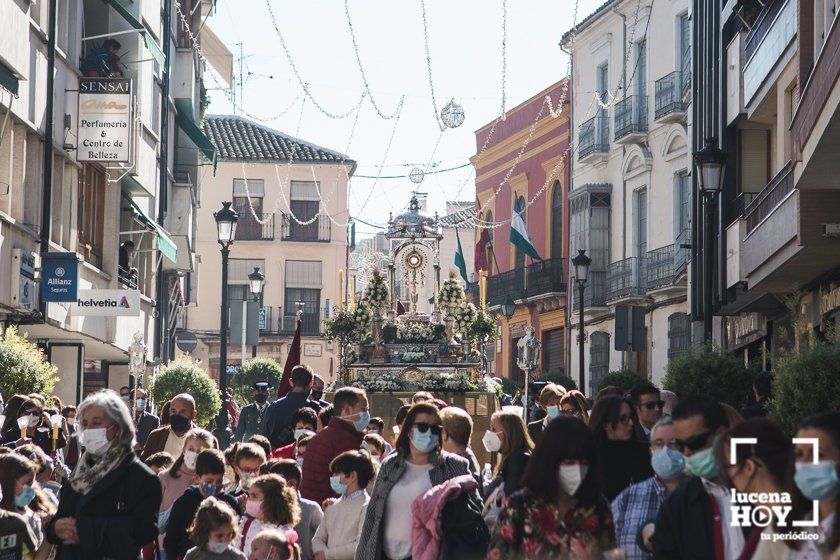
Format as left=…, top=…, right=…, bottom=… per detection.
left=655, top=71, right=687, bottom=120
left=280, top=213, right=332, bottom=242
left=744, top=161, right=794, bottom=234
left=235, top=213, right=275, bottom=241
left=614, top=95, right=648, bottom=141
left=578, top=116, right=610, bottom=159
left=606, top=257, right=646, bottom=300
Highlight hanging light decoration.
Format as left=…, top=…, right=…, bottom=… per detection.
left=409, top=167, right=426, bottom=184
left=441, top=99, right=465, bottom=129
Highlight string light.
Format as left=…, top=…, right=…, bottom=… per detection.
left=500, top=0, right=508, bottom=120
left=419, top=0, right=445, bottom=131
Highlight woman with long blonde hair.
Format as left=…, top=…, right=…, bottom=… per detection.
left=482, top=410, right=534, bottom=498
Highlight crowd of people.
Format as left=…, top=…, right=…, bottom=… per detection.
left=0, top=364, right=838, bottom=560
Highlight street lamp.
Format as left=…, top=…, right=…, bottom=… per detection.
left=694, top=137, right=727, bottom=343
left=248, top=267, right=265, bottom=358
left=571, top=249, right=591, bottom=394
left=516, top=326, right=541, bottom=423
left=214, top=201, right=238, bottom=448
left=501, top=294, right=516, bottom=320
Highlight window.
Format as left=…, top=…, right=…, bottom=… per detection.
left=739, top=129, right=770, bottom=193
left=551, top=181, right=563, bottom=259
left=667, top=312, right=692, bottom=361
left=589, top=331, right=610, bottom=395
left=634, top=188, right=647, bottom=258
left=78, top=164, right=106, bottom=268
left=233, top=179, right=265, bottom=239
left=284, top=260, right=322, bottom=334
left=635, top=40, right=647, bottom=97
left=597, top=65, right=609, bottom=142
left=543, top=328, right=564, bottom=373
left=288, top=181, right=320, bottom=241
left=679, top=14, right=691, bottom=91
left=570, top=189, right=611, bottom=307
left=674, top=172, right=691, bottom=236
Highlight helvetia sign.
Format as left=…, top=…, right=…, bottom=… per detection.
left=77, top=78, right=132, bottom=163
left=71, top=289, right=141, bottom=316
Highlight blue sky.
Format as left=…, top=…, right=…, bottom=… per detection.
left=206, top=0, right=604, bottom=239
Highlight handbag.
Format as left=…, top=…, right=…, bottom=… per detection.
left=481, top=481, right=505, bottom=529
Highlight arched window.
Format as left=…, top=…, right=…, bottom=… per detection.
left=551, top=181, right=563, bottom=259
left=589, top=331, right=610, bottom=395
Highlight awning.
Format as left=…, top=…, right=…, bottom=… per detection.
left=174, top=98, right=217, bottom=165
left=122, top=193, right=178, bottom=264
left=200, top=26, right=233, bottom=87
left=0, top=63, right=19, bottom=96
left=101, top=0, right=166, bottom=66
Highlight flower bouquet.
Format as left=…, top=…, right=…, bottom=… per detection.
left=362, top=269, right=389, bottom=311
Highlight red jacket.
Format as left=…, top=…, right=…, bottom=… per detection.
left=271, top=443, right=295, bottom=459
left=299, top=417, right=363, bottom=504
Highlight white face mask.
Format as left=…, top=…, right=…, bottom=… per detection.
left=27, top=414, right=40, bottom=428
left=81, top=427, right=112, bottom=456
left=558, top=464, right=588, bottom=496
left=482, top=430, right=502, bottom=453
left=183, top=450, right=198, bottom=470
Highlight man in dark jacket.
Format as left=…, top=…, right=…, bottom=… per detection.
left=306, top=374, right=330, bottom=412
left=653, top=396, right=744, bottom=560
left=739, top=371, right=772, bottom=419
left=299, top=387, right=367, bottom=504
left=141, top=394, right=199, bottom=459
left=234, top=382, right=272, bottom=442
left=262, top=365, right=314, bottom=448
left=131, top=388, right=160, bottom=449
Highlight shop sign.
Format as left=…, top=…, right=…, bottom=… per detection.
left=40, top=252, right=79, bottom=302
left=11, top=249, right=36, bottom=311
left=71, top=289, right=141, bottom=316
left=819, top=284, right=840, bottom=317
left=727, top=312, right=766, bottom=349
left=77, top=78, right=132, bottom=162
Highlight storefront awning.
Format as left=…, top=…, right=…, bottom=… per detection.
left=174, top=99, right=217, bottom=166
left=100, top=0, right=166, bottom=67
left=0, top=63, right=19, bottom=96
left=122, top=193, right=178, bottom=264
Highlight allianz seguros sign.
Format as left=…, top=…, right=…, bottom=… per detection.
left=77, top=78, right=132, bottom=163
left=71, top=289, right=141, bottom=317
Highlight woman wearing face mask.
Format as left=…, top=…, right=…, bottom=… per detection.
left=720, top=418, right=809, bottom=559
left=526, top=384, right=565, bottom=445
left=482, top=410, right=535, bottom=500
left=0, top=453, right=57, bottom=559
left=46, top=389, right=163, bottom=559
left=355, top=403, right=475, bottom=560
left=590, top=395, right=653, bottom=501
left=0, top=398, right=66, bottom=455
left=488, top=415, right=615, bottom=558
left=793, top=411, right=840, bottom=558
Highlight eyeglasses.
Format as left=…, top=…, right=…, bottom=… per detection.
left=561, top=408, right=581, bottom=416
left=413, top=422, right=442, bottom=437
left=674, top=430, right=713, bottom=452
left=642, top=400, right=665, bottom=410
left=651, top=439, right=681, bottom=451
left=617, top=414, right=633, bottom=425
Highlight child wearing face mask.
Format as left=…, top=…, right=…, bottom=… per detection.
left=184, top=497, right=247, bottom=560
left=312, top=451, right=373, bottom=560
left=166, top=449, right=242, bottom=560
left=248, top=529, right=300, bottom=560
left=0, top=453, right=57, bottom=559
left=239, top=475, right=300, bottom=557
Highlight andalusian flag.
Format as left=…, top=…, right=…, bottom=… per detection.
left=454, top=228, right=469, bottom=284
left=509, top=197, right=541, bottom=260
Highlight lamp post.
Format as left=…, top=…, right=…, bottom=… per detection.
left=571, top=249, right=591, bottom=394
left=248, top=267, right=265, bottom=358
left=516, top=326, right=541, bottom=423
left=214, top=201, right=238, bottom=448
left=694, top=137, right=727, bottom=343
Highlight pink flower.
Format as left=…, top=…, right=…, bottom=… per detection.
left=547, top=532, right=561, bottom=546
left=499, top=523, right=515, bottom=543
left=487, top=548, right=502, bottom=560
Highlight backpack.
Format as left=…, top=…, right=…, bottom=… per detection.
left=440, top=491, right=491, bottom=560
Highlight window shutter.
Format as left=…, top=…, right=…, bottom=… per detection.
left=290, top=181, right=320, bottom=201
left=285, top=260, right=322, bottom=288
left=233, top=179, right=265, bottom=197
left=589, top=332, right=610, bottom=394
left=543, top=329, right=564, bottom=373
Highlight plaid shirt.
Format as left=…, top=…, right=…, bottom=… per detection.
left=610, top=476, right=666, bottom=560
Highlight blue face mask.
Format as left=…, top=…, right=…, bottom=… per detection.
left=651, top=447, right=686, bottom=480
left=411, top=426, right=439, bottom=453
left=15, top=485, right=35, bottom=509
left=296, top=457, right=304, bottom=470
left=330, top=475, right=348, bottom=496
left=546, top=406, right=561, bottom=420
left=795, top=461, right=840, bottom=501
left=294, top=428, right=315, bottom=441
left=199, top=482, right=222, bottom=497
left=345, top=411, right=370, bottom=433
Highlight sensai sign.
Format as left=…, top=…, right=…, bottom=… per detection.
left=77, top=78, right=132, bottom=162
left=72, top=289, right=141, bottom=316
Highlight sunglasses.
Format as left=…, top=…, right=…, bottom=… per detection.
left=617, top=414, right=633, bottom=425
left=675, top=430, right=713, bottom=452
left=561, top=408, right=581, bottom=416
left=642, top=400, right=665, bottom=410
left=413, top=422, right=442, bottom=436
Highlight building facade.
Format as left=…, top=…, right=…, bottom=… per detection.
left=563, top=0, right=693, bottom=393
left=472, top=79, right=571, bottom=381
left=0, top=0, right=218, bottom=404
left=189, top=115, right=355, bottom=384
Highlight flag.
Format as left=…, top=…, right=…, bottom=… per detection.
left=454, top=228, right=469, bottom=283
left=509, top=197, right=541, bottom=260
left=277, top=316, right=301, bottom=398
left=474, top=227, right=490, bottom=272
left=397, top=301, right=407, bottom=316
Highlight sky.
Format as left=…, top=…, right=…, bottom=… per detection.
left=205, top=0, right=604, bottom=240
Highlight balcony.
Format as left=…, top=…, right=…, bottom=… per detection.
left=483, top=258, right=567, bottom=308
left=744, top=0, right=786, bottom=62
left=675, top=228, right=690, bottom=276
left=235, top=213, right=275, bottom=241
left=646, top=244, right=688, bottom=294
left=486, top=269, right=526, bottom=307
left=614, top=96, right=648, bottom=143
left=258, top=306, right=326, bottom=336
left=525, top=257, right=566, bottom=299
left=118, top=268, right=139, bottom=290
left=578, top=116, right=610, bottom=164
left=571, top=271, right=608, bottom=314
left=654, top=72, right=687, bottom=123
left=606, top=257, right=646, bottom=302
left=281, top=213, right=331, bottom=242
left=744, top=162, right=793, bottom=234
left=742, top=0, right=796, bottom=103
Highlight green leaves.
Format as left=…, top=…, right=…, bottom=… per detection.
left=595, top=369, right=645, bottom=394
left=663, top=344, right=756, bottom=408
left=149, top=357, right=222, bottom=427
left=0, top=327, right=58, bottom=399
left=231, top=358, right=284, bottom=406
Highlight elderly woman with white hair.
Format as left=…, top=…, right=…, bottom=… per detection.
left=46, top=389, right=162, bottom=560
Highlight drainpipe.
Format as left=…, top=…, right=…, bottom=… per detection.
left=39, top=0, right=57, bottom=279
left=613, top=7, right=629, bottom=369
left=155, top=0, right=173, bottom=363
left=560, top=41, right=574, bottom=383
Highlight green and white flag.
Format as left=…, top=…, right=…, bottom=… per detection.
left=509, top=197, right=541, bottom=260
left=455, top=228, right=469, bottom=283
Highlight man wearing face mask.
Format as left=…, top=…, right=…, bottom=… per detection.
left=234, top=382, right=273, bottom=442
left=141, top=393, right=199, bottom=460
left=611, top=417, right=687, bottom=560
left=653, top=396, right=743, bottom=560
left=262, top=365, right=315, bottom=448
left=130, top=388, right=159, bottom=449
left=527, top=384, right=565, bottom=445
left=307, top=374, right=329, bottom=412
left=299, top=387, right=368, bottom=505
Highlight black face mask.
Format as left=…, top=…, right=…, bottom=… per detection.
left=254, top=393, right=268, bottom=404
left=169, top=414, right=190, bottom=433
left=310, top=390, right=324, bottom=401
